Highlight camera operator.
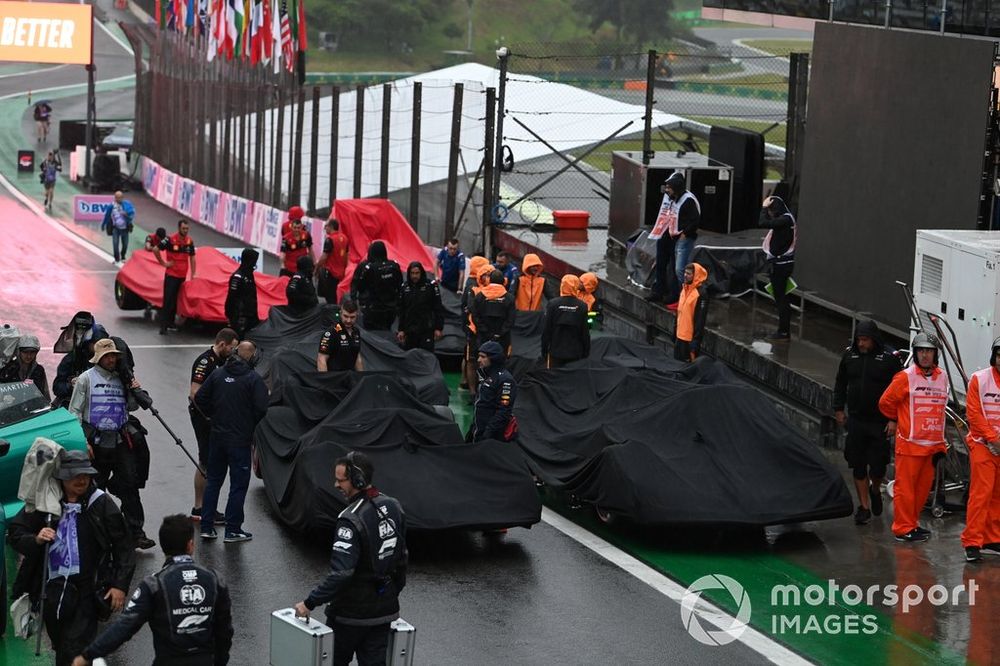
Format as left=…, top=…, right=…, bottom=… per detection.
left=69, top=338, right=156, bottom=550
left=52, top=315, right=135, bottom=409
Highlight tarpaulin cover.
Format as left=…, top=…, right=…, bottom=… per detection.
left=330, top=199, right=437, bottom=298
left=254, top=373, right=541, bottom=532
left=515, top=351, right=852, bottom=526
left=115, top=248, right=288, bottom=322
left=249, top=304, right=449, bottom=405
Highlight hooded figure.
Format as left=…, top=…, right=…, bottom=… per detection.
left=350, top=240, right=403, bottom=330
left=396, top=261, right=444, bottom=351
left=579, top=272, right=599, bottom=311
left=833, top=319, right=902, bottom=525
left=472, top=341, right=517, bottom=442
left=649, top=171, right=700, bottom=306
left=759, top=195, right=797, bottom=340
left=470, top=270, right=516, bottom=352
left=225, top=248, right=260, bottom=338
left=674, top=263, right=709, bottom=362
left=461, top=256, right=490, bottom=320
left=541, top=275, right=591, bottom=368
left=51, top=322, right=133, bottom=409
left=0, top=333, right=50, bottom=401
left=286, top=255, right=319, bottom=313
left=515, top=253, right=550, bottom=311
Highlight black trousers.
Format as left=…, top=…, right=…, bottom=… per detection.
left=402, top=331, right=434, bottom=351
left=94, top=443, right=145, bottom=537
left=160, top=274, right=185, bottom=330
left=673, top=339, right=692, bottom=362
left=652, top=234, right=679, bottom=302
left=362, top=306, right=395, bottom=331
left=770, top=260, right=794, bottom=334
left=43, top=579, right=98, bottom=666
left=189, top=403, right=212, bottom=465
left=319, top=269, right=341, bottom=304
left=329, top=619, right=391, bottom=666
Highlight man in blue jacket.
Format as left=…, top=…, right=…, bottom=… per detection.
left=100, top=191, right=136, bottom=265
left=194, top=341, right=268, bottom=543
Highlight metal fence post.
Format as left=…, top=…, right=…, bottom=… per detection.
left=409, top=82, right=421, bottom=229
left=354, top=84, right=364, bottom=198
left=308, top=86, right=320, bottom=213
left=380, top=83, right=391, bottom=198
left=785, top=52, right=810, bottom=212
left=329, top=86, right=340, bottom=206
left=292, top=85, right=306, bottom=204
left=642, top=49, right=656, bottom=165
left=482, top=87, right=496, bottom=254
left=445, top=83, right=464, bottom=241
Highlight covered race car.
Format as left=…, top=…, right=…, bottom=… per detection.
left=114, top=247, right=288, bottom=323
left=515, top=338, right=853, bottom=527
left=254, top=366, right=541, bottom=533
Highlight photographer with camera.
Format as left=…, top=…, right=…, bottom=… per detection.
left=68, top=339, right=156, bottom=550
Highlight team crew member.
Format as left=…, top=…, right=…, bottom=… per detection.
left=494, top=252, right=519, bottom=289
left=648, top=172, right=699, bottom=307
left=8, top=450, right=135, bottom=666
left=351, top=240, right=402, bottom=331
left=225, top=248, right=260, bottom=339
left=286, top=256, right=319, bottom=313
left=154, top=219, right=197, bottom=335
left=471, top=342, right=517, bottom=442
left=281, top=205, right=305, bottom=237
left=317, top=300, right=364, bottom=372
left=72, top=515, right=234, bottom=666
left=280, top=217, right=313, bottom=278
left=189, top=329, right=239, bottom=524
left=674, top=263, right=709, bottom=362
left=436, top=238, right=466, bottom=293
left=833, top=320, right=902, bottom=525
left=396, top=262, right=444, bottom=351
left=879, top=333, right=949, bottom=542
left=469, top=270, right=516, bottom=353
left=515, top=254, right=551, bottom=312
left=960, top=337, right=1000, bottom=562
left=195, top=342, right=268, bottom=543
left=69, top=339, right=155, bottom=550
left=316, top=217, right=350, bottom=304
left=759, top=196, right=796, bottom=340
left=541, top=275, right=590, bottom=368
left=0, top=334, right=50, bottom=401
left=144, top=227, right=167, bottom=252
left=294, top=452, right=407, bottom=666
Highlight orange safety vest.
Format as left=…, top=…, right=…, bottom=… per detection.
left=904, top=365, right=949, bottom=447
left=968, top=367, right=1000, bottom=445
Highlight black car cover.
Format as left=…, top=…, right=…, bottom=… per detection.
left=255, top=373, right=541, bottom=532
left=515, top=351, right=852, bottom=526
left=250, top=303, right=449, bottom=405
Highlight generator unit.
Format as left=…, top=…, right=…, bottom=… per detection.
left=912, top=230, right=1000, bottom=394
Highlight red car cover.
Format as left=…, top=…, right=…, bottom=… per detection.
left=330, top=199, right=436, bottom=298
left=116, top=248, right=289, bottom=323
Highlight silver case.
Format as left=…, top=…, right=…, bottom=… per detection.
left=270, top=608, right=334, bottom=666
left=387, top=618, right=416, bottom=665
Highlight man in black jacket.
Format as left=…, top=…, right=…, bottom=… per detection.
left=541, top=275, right=591, bottom=368
left=469, top=270, right=516, bottom=353
left=833, top=320, right=902, bottom=525
left=759, top=196, right=797, bottom=340
left=52, top=315, right=135, bottom=409
left=396, top=261, right=444, bottom=351
left=7, top=450, right=135, bottom=666
left=472, top=341, right=517, bottom=441
left=648, top=171, right=700, bottom=307
left=73, top=515, right=234, bottom=666
left=294, top=452, right=407, bottom=666
left=225, top=248, right=260, bottom=339
left=285, top=255, right=319, bottom=313
left=194, top=341, right=268, bottom=543
left=351, top=240, right=402, bottom=331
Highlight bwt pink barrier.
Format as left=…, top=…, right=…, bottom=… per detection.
left=72, top=194, right=115, bottom=221
left=141, top=157, right=320, bottom=255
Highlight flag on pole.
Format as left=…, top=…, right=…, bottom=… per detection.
left=249, top=0, right=263, bottom=65
left=261, top=0, right=273, bottom=61
left=280, top=0, right=294, bottom=72
left=296, top=0, right=306, bottom=50
left=272, top=0, right=282, bottom=73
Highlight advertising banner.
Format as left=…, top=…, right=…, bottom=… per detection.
left=0, top=2, right=93, bottom=66
left=72, top=194, right=114, bottom=221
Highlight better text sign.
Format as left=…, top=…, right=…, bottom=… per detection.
left=0, top=2, right=92, bottom=66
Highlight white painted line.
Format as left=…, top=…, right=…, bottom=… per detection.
left=1, top=269, right=120, bottom=274
left=94, top=17, right=135, bottom=56
left=540, top=508, right=811, bottom=666
left=0, top=64, right=68, bottom=80
left=0, top=73, right=135, bottom=103
left=128, top=344, right=212, bottom=349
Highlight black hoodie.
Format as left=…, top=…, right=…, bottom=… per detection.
left=664, top=171, right=700, bottom=240
left=226, top=248, right=260, bottom=331
left=286, top=255, right=319, bottom=312
left=833, top=320, right=902, bottom=423
left=759, top=197, right=796, bottom=263
left=193, top=354, right=268, bottom=447
left=351, top=241, right=403, bottom=309
left=397, top=261, right=444, bottom=335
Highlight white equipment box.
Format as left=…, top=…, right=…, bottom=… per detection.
left=913, top=230, right=1000, bottom=395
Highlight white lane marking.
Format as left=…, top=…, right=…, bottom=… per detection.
left=1, top=269, right=120, bottom=274
left=0, top=63, right=68, bottom=80
left=128, top=344, right=213, bottom=349
left=540, top=508, right=811, bottom=666
left=0, top=73, right=135, bottom=102
left=94, top=17, right=135, bottom=56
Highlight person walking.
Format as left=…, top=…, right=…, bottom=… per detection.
left=225, top=248, right=260, bottom=339
left=72, top=515, right=234, bottom=666
left=316, top=217, right=350, bottom=304
left=396, top=262, right=444, bottom=351
left=960, top=337, right=1000, bottom=562
left=759, top=196, right=797, bottom=340
left=351, top=240, right=402, bottom=331
left=833, top=320, right=902, bottom=525
left=194, top=341, right=268, bottom=543
left=101, top=191, right=136, bottom=265
left=154, top=219, right=197, bottom=335
left=436, top=238, right=466, bottom=294
left=471, top=341, right=517, bottom=442
left=317, top=300, right=364, bottom=372
left=294, top=452, right=407, bottom=666
left=40, top=151, right=61, bottom=210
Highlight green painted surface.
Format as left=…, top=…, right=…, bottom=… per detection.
left=443, top=371, right=474, bottom=436
left=2, top=542, right=51, bottom=664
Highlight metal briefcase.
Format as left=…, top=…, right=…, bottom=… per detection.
left=387, top=618, right=416, bottom=665
left=270, top=608, right=334, bottom=666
